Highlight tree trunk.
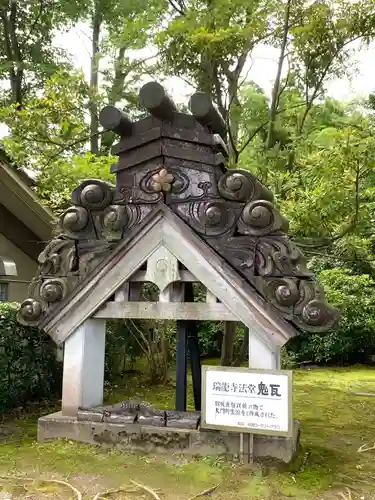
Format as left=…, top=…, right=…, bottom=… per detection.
left=89, top=6, right=102, bottom=154
left=220, top=322, right=237, bottom=366
left=228, top=82, right=240, bottom=164
left=232, top=327, right=249, bottom=367
left=222, top=40, right=252, bottom=164
left=1, top=2, right=23, bottom=109
left=265, top=0, right=291, bottom=150
left=109, top=46, right=127, bottom=104
left=101, top=46, right=127, bottom=153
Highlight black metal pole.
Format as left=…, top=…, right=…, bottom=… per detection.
left=175, top=319, right=187, bottom=411
left=185, top=283, right=202, bottom=411
left=175, top=284, right=202, bottom=412
left=187, top=321, right=202, bottom=411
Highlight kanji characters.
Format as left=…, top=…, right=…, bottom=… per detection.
left=257, top=381, right=269, bottom=396
left=270, top=384, right=281, bottom=397
left=213, top=381, right=230, bottom=392
left=213, top=380, right=282, bottom=397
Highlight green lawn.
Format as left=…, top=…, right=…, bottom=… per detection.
left=1, top=366, right=375, bottom=499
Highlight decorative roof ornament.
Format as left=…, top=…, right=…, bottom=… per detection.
left=18, top=81, right=339, bottom=334
left=150, top=168, right=175, bottom=192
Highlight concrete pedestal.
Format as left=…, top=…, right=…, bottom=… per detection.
left=38, top=411, right=300, bottom=464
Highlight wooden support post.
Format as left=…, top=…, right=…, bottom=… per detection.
left=129, top=282, right=142, bottom=301
left=115, top=282, right=129, bottom=302
left=61, top=318, right=106, bottom=416
left=240, top=432, right=244, bottom=465
left=248, top=331, right=280, bottom=370
left=249, top=434, right=254, bottom=464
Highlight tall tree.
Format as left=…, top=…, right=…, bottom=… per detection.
left=240, top=96, right=375, bottom=264
left=156, top=0, right=279, bottom=162
left=156, top=0, right=375, bottom=163
left=0, top=0, right=84, bottom=109
left=81, top=0, right=166, bottom=153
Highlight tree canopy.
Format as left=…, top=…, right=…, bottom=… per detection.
left=1, top=0, right=375, bottom=364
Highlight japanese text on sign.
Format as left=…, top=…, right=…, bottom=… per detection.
left=201, top=366, right=292, bottom=437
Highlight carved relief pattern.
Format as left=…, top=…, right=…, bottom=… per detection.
left=19, top=93, right=339, bottom=334
left=37, top=238, right=77, bottom=277
left=18, top=178, right=153, bottom=326
left=19, top=298, right=43, bottom=326
left=218, top=170, right=273, bottom=203
left=71, top=179, right=114, bottom=210
left=150, top=168, right=174, bottom=192
left=237, top=200, right=289, bottom=236
left=173, top=200, right=243, bottom=238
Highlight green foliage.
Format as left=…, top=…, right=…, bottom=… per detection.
left=0, top=69, right=90, bottom=163
left=105, top=320, right=143, bottom=381
left=36, top=153, right=115, bottom=213
left=95, top=0, right=167, bottom=108
left=287, top=268, right=375, bottom=364
left=1, top=0, right=375, bottom=370
left=197, top=321, right=247, bottom=362
left=0, top=303, right=62, bottom=412
left=240, top=96, right=375, bottom=269
left=156, top=0, right=279, bottom=132
left=0, top=0, right=86, bottom=107
left=197, top=321, right=223, bottom=358
left=0, top=70, right=117, bottom=213
left=105, top=316, right=177, bottom=383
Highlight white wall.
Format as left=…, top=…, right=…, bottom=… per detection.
left=0, top=233, right=37, bottom=302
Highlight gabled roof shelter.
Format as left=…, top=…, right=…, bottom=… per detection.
left=18, top=82, right=338, bottom=417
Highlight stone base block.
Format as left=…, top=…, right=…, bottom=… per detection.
left=38, top=411, right=300, bottom=464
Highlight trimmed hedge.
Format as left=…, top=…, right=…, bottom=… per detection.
left=286, top=268, right=375, bottom=365
left=0, top=302, right=62, bottom=412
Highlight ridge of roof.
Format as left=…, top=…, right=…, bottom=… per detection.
left=0, top=147, right=35, bottom=186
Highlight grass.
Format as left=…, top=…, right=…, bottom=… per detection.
left=1, top=365, right=375, bottom=499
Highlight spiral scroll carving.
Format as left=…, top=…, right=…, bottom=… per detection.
left=180, top=200, right=239, bottom=237
left=302, top=300, right=328, bottom=325
left=72, top=179, right=114, bottom=210
left=218, top=170, right=273, bottom=203
left=261, top=278, right=300, bottom=314
left=294, top=280, right=320, bottom=315
left=238, top=200, right=289, bottom=236
left=297, top=299, right=338, bottom=332
left=18, top=299, right=43, bottom=325
left=171, top=171, right=190, bottom=195
left=102, top=205, right=129, bottom=232
left=40, top=278, right=68, bottom=303
left=222, top=235, right=312, bottom=278
left=61, top=206, right=89, bottom=236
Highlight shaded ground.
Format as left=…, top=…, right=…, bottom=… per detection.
left=1, top=365, right=375, bottom=499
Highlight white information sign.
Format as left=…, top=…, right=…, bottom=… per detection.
left=201, top=366, right=292, bottom=437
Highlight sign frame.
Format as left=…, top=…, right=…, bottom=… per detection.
left=201, top=365, right=293, bottom=438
